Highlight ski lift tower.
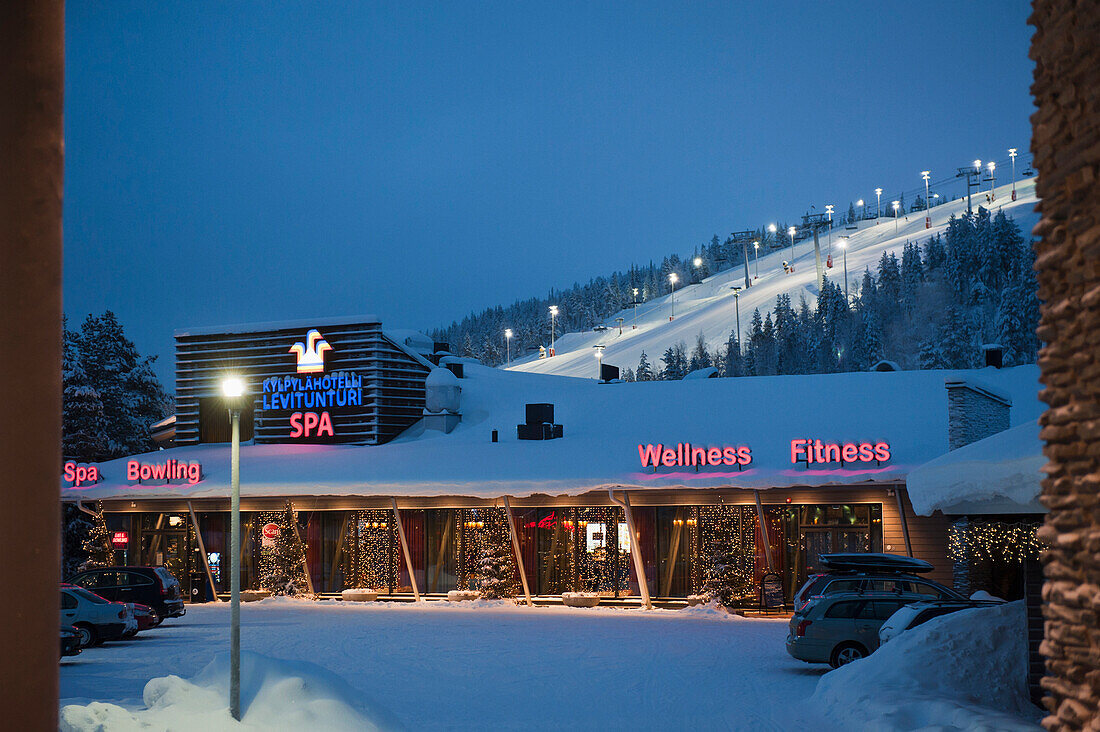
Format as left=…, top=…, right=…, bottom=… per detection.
left=727, top=230, right=755, bottom=289
left=801, top=212, right=831, bottom=289
left=957, top=160, right=983, bottom=214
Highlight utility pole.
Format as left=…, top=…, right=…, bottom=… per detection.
left=957, top=161, right=982, bottom=214
left=729, top=231, right=755, bottom=289
left=813, top=227, right=824, bottom=289
left=921, top=171, right=931, bottom=229
left=730, top=286, right=742, bottom=355
left=1009, top=148, right=1018, bottom=201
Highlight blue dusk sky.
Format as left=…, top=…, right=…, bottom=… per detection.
left=64, top=1, right=1036, bottom=387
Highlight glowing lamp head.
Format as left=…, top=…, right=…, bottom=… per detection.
left=921, top=170, right=930, bottom=180
left=221, top=377, right=245, bottom=399
left=988, top=161, right=995, bottom=171
left=632, top=287, right=638, bottom=296
left=892, top=200, right=899, bottom=210
left=669, top=272, right=678, bottom=284
left=1009, top=148, right=1017, bottom=157
left=504, top=328, right=513, bottom=339
left=549, top=305, right=558, bottom=316
left=839, top=237, right=847, bottom=248
left=788, top=226, right=796, bottom=236
left=693, top=257, right=702, bottom=267
left=857, top=199, right=863, bottom=206
left=768, top=223, right=777, bottom=233
left=753, top=241, right=759, bottom=249
left=874, top=188, right=882, bottom=196
left=974, top=159, right=981, bottom=170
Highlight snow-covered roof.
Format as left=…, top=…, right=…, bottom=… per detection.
left=62, top=364, right=1044, bottom=503
left=906, top=420, right=1045, bottom=516
left=174, top=314, right=382, bottom=337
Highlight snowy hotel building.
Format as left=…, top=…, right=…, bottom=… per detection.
left=61, top=316, right=1045, bottom=608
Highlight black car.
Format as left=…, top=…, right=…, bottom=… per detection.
left=66, top=566, right=186, bottom=624
left=60, top=626, right=82, bottom=657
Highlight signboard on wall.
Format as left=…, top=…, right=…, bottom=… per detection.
left=110, top=531, right=129, bottom=549
left=261, top=523, right=281, bottom=548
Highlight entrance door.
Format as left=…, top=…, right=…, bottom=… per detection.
left=802, top=530, right=833, bottom=576
left=142, top=530, right=191, bottom=596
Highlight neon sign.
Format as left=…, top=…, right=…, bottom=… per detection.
left=637, top=443, right=753, bottom=468
left=289, top=329, right=332, bottom=374
left=110, top=531, right=129, bottom=549
left=790, top=439, right=890, bottom=465
left=289, top=411, right=334, bottom=438
left=63, top=463, right=101, bottom=487
left=127, top=459, right=203, bottom=484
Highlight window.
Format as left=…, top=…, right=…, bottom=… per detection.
left=872, top=601, right=907, bottom=620
left=911, top=581, right=952, bottom=600
left=868, top=578, right=910, bottom=593
left=121, top=572, right=153, bottom=587
left=824, top=600, right=863, bottom=619
left=823, top=579, right=863, bottom=595
left=69, top=587, right=108, bottom=604
left=61, top=593, right=77, bottom=610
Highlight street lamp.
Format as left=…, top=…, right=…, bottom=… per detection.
left=752, top=240, right=760, bottom=279
left=594, top=344, right=605, bottom=380
left=730, top=286, right=742, bottom=355
left=504, top=328, right=512, bottom=364
left=874, top=188, right=883, bottom=220
left=668, top=273, right=678, bottom=320
left=631, top=287, right=639, bottom=329
left=825, top=204, right=834, bottom=252
left=221, top=375, right=247, bottom=722
left=921, top=171, right=931, bottom=229
left=987, top=161, right=996, bottom=201
left=548, top=306, right=558, bottom=357
left=1009, top=148, right=1018, bottom=201
left=857, top=199, right=864, bottom=222
left=693, top=256, right=703, bottom=283
left=892, top=200, right=900, bottom=233
left=839, top=236, right=849, bottom=302
left=768, top=223, right=777, bottom=247
left=788, top=226, right=796, bottom=259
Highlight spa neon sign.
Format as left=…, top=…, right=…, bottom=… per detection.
left=62, top=459, right=203, bottom=487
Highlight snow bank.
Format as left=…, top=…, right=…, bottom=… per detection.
left=810, top=601, right=1041, bottom=730
left=59, top=651, right=400, bottom=732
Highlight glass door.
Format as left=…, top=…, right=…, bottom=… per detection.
left=802, top=529, right=834, bottom=576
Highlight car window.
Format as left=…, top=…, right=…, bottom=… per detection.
left=868, top=578, right=910, bottom=593
left=913, top=607, right=959, bottom=628
left=824, top=600, right=863, bottom=619
left=911, top=581, right=952, bottom=600
left=155, top=568, right=176, bottom=584
left=96, top=571, right=123, bottom=588
left=872, top=601, right=908, bottom=620
left=823, top=579, right=863, bottom=595
left=73, top=573, right=98, bottom=589
left=122, top=572, right=153, bottom=586
left=61, top=592, right=77, bottom=610
left=69, top=587, right=108, bottom=604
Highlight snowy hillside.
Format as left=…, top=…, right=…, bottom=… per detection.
left=508, top=177, right=1039, bottom=380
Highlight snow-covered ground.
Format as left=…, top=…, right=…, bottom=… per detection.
left=60, top=600, right=1040, bottom=730
left=509, top=177, right=1040, bottom=379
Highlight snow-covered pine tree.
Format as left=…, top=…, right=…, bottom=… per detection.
left=688, top=332, right=712, bottom=371
left=701, top=528, right=751, bottom=608
left=621, top=368, right=635, bottom=382
left=62, top=504, right=93, bottom=577
left=635, top=351, right=655, bottom=381
left=475, top=531, right=517, bottom=600
left=80, top=501, right=115, bottom=569
left=62, top=321, right=107, bottom=461
left=261, top=501, right=309, bottom=596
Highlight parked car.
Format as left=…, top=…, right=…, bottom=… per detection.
left=786, top=592, right=931, bottom=668
left=60, top=586, right=135, bottom=647
left=60, top=626, right=82, bottom=657
left=130, top=603, right=158, bottom=632
left=793, top=553, right=964, bottom=611
left=66, top=566, right=185, bottom=625
left=878, top=600, right=1002, bottom=645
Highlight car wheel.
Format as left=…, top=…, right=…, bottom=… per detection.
left=830, top=643, right=867, bottom=668
left=75, top=624, right=96, bottom=648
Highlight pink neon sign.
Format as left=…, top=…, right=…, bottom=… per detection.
left=790, top=439, right=890, bottom=465
left=637, top=443, right=752, bottom=468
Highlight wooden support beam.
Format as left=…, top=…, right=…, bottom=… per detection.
left=753, top=491, right=775, bottom=572
left=328, top=512, right=351, bottom=592
left=288, top=502, right=315, bottom=595
left=391, top=498, right=421, bottom=601
left=894, top=488, right=914, bottom=557
left=502, top=496, right=532, bottom=607
left=187, top=501, right=220, bottom=601
left=661, top=509, right=684, bottom=598
left=610, top=490, right=652, bottom=609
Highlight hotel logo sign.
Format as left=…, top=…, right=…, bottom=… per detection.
left=289, top=329, right=332, bottom=374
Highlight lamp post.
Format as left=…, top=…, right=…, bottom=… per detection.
left=857, top=199, right=864, bottom=222
left=921, top=171, right=931, bottom=229
left=788, top=226, right=796, bottom=259
left=1009, top=148, right=1018, bottom=201
left=594, top=344, right=604, bottom=380
left=825, top=204, right=834, bottom=252
left=221, top=376, right=246, bottom=722
left=839, top=237, right=849, bottom=301
left=730, top=286, right=742, bottom=355
left=768, top=222, right=777, bottom=247
left=504, top=328, right=512, bottom=364
left=668, top=272, right=678, bottom=320
left=753, top=240, right=760, bottom=279
left=987, top=161, right=996, bottom=201
left=631, top=288, right=639, bottom=329
left=874, top=188, right=882, bottom=220
left=693, top=256, right=703, bottom=283
left=892, top=201, right=900, bottom=234
left=548, top=305, right=558, bottom=357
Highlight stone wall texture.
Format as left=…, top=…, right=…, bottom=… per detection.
left=1030, top=1, right=1100, bottom=729
left=946, top=382, right=1011, bottom=450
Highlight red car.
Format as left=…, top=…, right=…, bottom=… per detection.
left=131, top=603, right=158, bottom=631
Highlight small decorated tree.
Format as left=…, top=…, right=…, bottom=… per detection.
left=701, top=531, right=752, bottom=608
left=260, top=501, right=309, bottom=596
left=80, top=501, right=115, bottom=569
left=475, top=523, right=517, bottom=600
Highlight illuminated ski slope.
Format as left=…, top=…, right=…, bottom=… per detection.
left=508, top=177, right=1039, bottom=380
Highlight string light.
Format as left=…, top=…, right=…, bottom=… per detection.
left=948, top=520, right=1042, bottom=564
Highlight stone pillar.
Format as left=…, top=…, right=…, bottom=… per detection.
left=1030, top=2, right=1100, bottom=728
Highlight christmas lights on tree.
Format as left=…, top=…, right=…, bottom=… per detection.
left=80, top=500, right=115, bottom=569
left=346, top=509, right=396, bottom=590
left=258, top=501, right=308, bottom=595
left=475, top=516, right=518, bottom=599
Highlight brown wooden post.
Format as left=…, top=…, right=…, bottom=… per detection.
left=187, top=502, right=220, bottom=601
left=391, top=498, right=421, bottom=601
left=1031, top=1, right=1100, bottom=726
left=0, top=1, right=64, bottom=728
left=502, top=496, right=532, bottom=606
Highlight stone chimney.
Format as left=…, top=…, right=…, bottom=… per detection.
left=945, top=379, right=1011, bottom=450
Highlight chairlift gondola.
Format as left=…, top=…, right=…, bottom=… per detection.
left=826, top=254, right=833, bottom=268
left=1022, top=166, right=1035, bottom=176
